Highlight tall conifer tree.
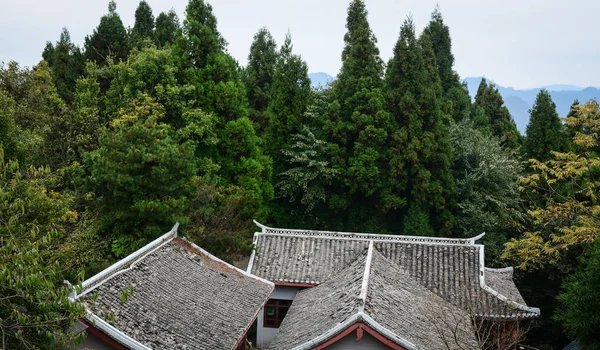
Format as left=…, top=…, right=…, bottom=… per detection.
left=42, top=28, right=85, bottom=104
left=474, top=78, right=521, bottom=148
left=325, top=0, right=392, bottom=231
left=524, top=89, right=567, bottom=161
left=244, top=28, right=278, bottom=133
left=423, top=7, right=470, bottom=121
left=84, top=1, right=130, bottom=64
left=385, top=18, right=455, bottom=235
left=131, top=1, right=155, bottom=45
left=154, top=10, right=179, bottom=47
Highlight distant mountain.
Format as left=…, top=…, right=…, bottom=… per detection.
left=463, top=77, right=600, bottom=134
left=308, top=72, right=335, bottom=88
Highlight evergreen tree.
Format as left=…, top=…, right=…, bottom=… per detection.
left=556, top=238, right=600, bottom=349
left=325, top=0, right=392, bottom=231
left=384, top=18, right=455, bottom=235
left=524, top=89, right=568, bottom=161
left=244, top=27, right=278, bottom=133
left=154, top=10, right=179, bottom=47
left=264, top=33, right=311, bottom=171
left=131, top=1, right=155, bottom=46
left=84, top=1, right=130, bottom=64
left=423, top=7, right=470, bottom=122
left=473, top=78, right=521, bottom=148
left=42, top=28, right=85, bottom=104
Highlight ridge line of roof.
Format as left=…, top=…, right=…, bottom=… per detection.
left=477, top=245, right=541, bottom=316
left=485, top=266, right=514, bottom=273
left=246, top=232, right=259, bottom=274
left=253, top=220, right=483, bottom=245
left=180, top=237, right=275, bottom=288
left=72, top=223, right=179, bottom=298
left=358, top=241, right=374, bottom=314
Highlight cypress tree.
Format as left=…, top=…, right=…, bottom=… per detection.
left=264, top=33, right=311, bottom=171
left=154, top=10, right=179, bottom=47
left=423, top=6, right=470, bottom=122
left=84, top=1, right=130, bottom=64
left=244, top=27, right=278, bottom=133
left=325, top=0, right=392, bottom=232
left=524, top=89, right=568, bottom=161
left=42, top=28, right=85, bottom=104
left=131, top=1, right=155, bottom=45
left=384, top=18, right=455, bottom=235
left=473, top=78, right=521, bottom=148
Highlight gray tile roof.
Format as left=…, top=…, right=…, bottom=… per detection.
left=248, top=222, right=540, bottom=319
left=563, top=340, right=581, bottom=350
left=268, top=243, right=480, bottom=349
left=73, top=227, right=274, bottom=350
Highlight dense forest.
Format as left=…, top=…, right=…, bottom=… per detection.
left=1, top=0, right=599, bottom=349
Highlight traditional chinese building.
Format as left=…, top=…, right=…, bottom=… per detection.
left=247, top=221, right=540, bottom=349
left=70, top=224, right=274, bottom=350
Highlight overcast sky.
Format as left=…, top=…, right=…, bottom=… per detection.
left=1, top=0, right=599, bottom=89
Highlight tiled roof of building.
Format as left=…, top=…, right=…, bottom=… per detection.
left=71, top=224, right=274, bottom=350
left=563, top=340, right=581, bottom=350
left=248, top=221, right=539, bottom=319
left=268, top=242, right=479, bottom=350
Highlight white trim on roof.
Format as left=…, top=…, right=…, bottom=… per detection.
left=86, top=312, right=151, bottom=350
left=246, top=232, right=259, bottom=274
left=477, top=245, right=541, bottom=317
left=485, top=266, right=514, bottom=273
left=253, top=220, right=482, bottom=245
left=358, top=241, right=374, bottom=314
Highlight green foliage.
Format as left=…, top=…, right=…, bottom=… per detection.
left=401, top=203, right=434, bottom=236
left=505, top=100, right=600, bottom=268
left=524, top=89, right=568, bottom=161
left=244, top=27, right=278, bottom=133
left=384, top=18, right=455, bottom=235
left=84, top=1, right=130, bottom=64
left=555, top=239, right=600, bottom=349
left=451, top=118, right=525, bottom=261
left=131, top=1, right=155, bottom=46
left=42, top=28, right=85, bottom=104
left=474, top=78, right=522, bottom=148
left=0, top=149, right=85, bottom=349
left=264, top=33, right=312, bottom=169
left=84, top=95, right=197, bottom=256
left=154, top=10, right=180, bottom=48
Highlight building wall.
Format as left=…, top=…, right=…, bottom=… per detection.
left=326, top=332, right=392, bottom=350
left=75, top=330, right=119, bottom=350
left=256, top=285, right=301, bottom=349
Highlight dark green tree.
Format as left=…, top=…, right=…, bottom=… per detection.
left=84, top=1, right=130, bottom=64
left=131, top=1, right=155, bottom=46
left=84, top=95, right=197, bottom=256
left=555, top=238, right=600, bottom=349
left=423, top=6, right=471, bottom=121
left=325, top=0, right=392, bottom=231
left=474, top=78, right=521, bottom=148
left=264, top=33, right=311, bottom=171
left=244, top=27, right=278, bottom=133
left=384, top=18, right=455, bottom=235
left=42, top=28, right=85, bottom=104
left=524, top=89, right=568, bottom=161
left=154, top=10, right=179, bottom=47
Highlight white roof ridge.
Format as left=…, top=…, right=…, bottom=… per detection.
left=253, top=220, right=484, bottom=246
left=357, top=241, right=374, bottom=314
left=477, top=245, right=541, bottom=317
left=71, top=223, right=180, bottom=298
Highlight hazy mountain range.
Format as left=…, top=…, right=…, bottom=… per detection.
left=308, top=73, right=600, bottom=135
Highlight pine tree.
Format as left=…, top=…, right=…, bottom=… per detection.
left=244, top=27, right=278, bottom=133
left=524, top=89, right=568, bottom=161
left=264, top=33, right=311, bottom=171
left=84, top=1, right=130, bottom=64
left=131, top=1, right=155, bottom=46
left=324, top=0, right=392, bottom=231
left=384, top=18, right=455, bottom=235
left=154, top=10, right=179, bottom=47
left=423, top=6, right=470, bottom=122
left=473, top=78, right=521, bottom=148
left=42, top=28, right=85, bottom=104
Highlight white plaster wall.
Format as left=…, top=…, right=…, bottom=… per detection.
left=326, top=331, right=392, bottom=350
left=256, top=286, right=301, bottom=349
